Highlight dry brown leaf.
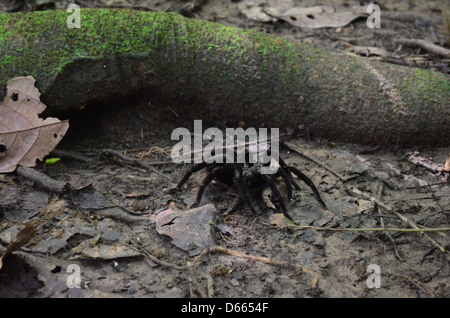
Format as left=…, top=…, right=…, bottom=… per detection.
left=238, top=0, right=294, bottom=22
left=0, top=224, right=35, bottom=270
left=69, top=235, right=141, bottom=260
left=267, top=5, right=368, bottom=29
left=0, top=76, right=69, bottom=173
left=155, top=204, right=218, bottom=256
left=345, top=46, right=399, bottom=58
left=269, top=213, right=289, bottom=228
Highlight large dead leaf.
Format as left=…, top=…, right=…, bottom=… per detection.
left=154, top=204, right=218, bottom=256
left=266, top=5, right=368, bottom=28
left=238, top=0, right=294, bottom=22
left=0, top=76, right=69, bottom=173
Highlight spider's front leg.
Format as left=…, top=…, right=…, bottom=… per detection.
left=277, top=168, right=293, bottom=200
left=167, top=162, right=209, bottom=194
left=288, top=165, right=327, bottom=209
left=234, top=164, right=260, bottom=215
left=263, top=174, right=293, bottom=221
left=189, top=170, right=215, bottom=209
left=278, top=157, right=327, bottom=209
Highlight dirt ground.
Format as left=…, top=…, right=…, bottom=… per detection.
left=0, top=0, right=449, bottom=298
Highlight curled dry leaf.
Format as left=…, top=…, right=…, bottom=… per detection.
left=0, top=224, right=35, bottom=270
left=0, top=76, right=69, bottom=173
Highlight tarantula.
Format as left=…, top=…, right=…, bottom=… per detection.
left=168, top=143, right=327, bottom=221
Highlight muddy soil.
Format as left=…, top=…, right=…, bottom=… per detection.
left=0, top=0, right=449, bottom=298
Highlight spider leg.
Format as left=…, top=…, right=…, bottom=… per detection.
left=235, top=164, right=259, bottom=215
left=278, top=157, right=301, bottom=191
left=277, top=168, right=293, bottom=200
left=168, top=162, right=208, bottom=193
left=264, top=175, right=293, bottom=221
left=287, top=165, right=327, bottom=209
left=189, top=170, right=215, bottom=209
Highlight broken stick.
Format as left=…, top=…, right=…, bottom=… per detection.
left=397, top=38, right=450, bottom=58
left=346, top=185, right=446, bottom=253
left=193, top=246, right=319, bottom=288
left=16, top=166, right=69, bottom=194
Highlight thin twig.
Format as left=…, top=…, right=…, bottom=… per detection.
left=75, top=0, right=155, bottom=10
left=193, top=246, right=319, bottom=288
left=99, top=149, right=156, bottom=172
left=397, top=38, right=450, bottom=58
left=291, top=225, right=450, bottom=233
left=378, top=214, right=404, bottom=261
left=125, top=238, right=208, bottom=297
left=346, top=186, right=446, bottom=253
left=374, top=183, right=405, bottom=261
left=51, top=149, right=93, bottom=163
left=281, top=141, right=348, bottom=181
left=396, top=274, right=432, bottom=297
left=426, top=182, right=446, bottom=215
left=187, top=266, right=208, bottom=298
left=126, top=241, right=320, bottom=296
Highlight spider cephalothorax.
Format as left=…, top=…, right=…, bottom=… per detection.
left=169, top=140, right=327, bottom=221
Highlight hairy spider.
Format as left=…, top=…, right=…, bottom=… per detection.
left=169, top=143, right=327, bottom=221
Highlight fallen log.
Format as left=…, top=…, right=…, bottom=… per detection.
left=0, top=9, right=448, bottom=146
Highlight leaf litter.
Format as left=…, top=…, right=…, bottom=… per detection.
left=238, top=0, right=368, bottom=28
left=1, top=93, right=448, bottom=297
left=0, top=76, right=69, bottom=173
left=0, top=1, right=449, bottom=298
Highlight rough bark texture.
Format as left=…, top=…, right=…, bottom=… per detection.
left=0, top=9, right=448, bottom=146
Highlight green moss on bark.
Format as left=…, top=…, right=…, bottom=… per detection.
left=0, top=9, right=306, bottom=85
left=0, top=9, right=448, bottom=146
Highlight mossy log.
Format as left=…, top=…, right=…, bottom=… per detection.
left=0, top=9, right=448, bottom=146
